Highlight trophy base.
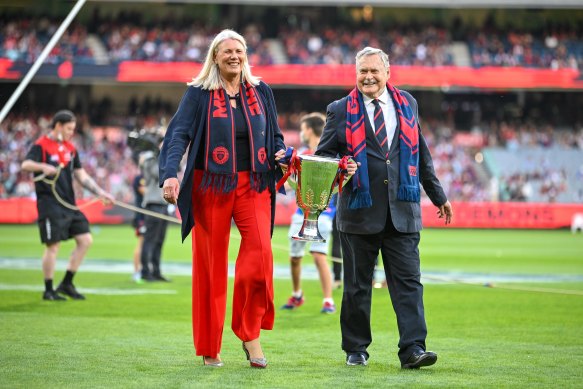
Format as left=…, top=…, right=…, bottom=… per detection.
left=292, top=219, right=326, bottom=242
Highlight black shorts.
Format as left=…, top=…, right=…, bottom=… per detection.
left=134, top=219, right=146, bottom=237
left=38, top=209, right=90, bottom=244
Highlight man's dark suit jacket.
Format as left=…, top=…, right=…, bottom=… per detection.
left=316, top=90, right=447, bottom=235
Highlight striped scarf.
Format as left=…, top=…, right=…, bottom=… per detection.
left=345, top=82, right=420, bottom=209
left=202, top=81, right=271, bottom=193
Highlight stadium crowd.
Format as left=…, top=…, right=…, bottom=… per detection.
left=2, top=9, right=582, bottom=204
left=97, top=18, right=274, bottom=65
left=0, top=16, right=93, bottom=64
left=468, top=28, right=583, bottom=70
left=278, top=24, right=453, bottom=66
left=2, top=12, right=582, bottom=69
left=2, top=109, right=581, bottom=204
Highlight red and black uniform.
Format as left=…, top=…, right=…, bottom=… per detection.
left=25, top=135, right=89, bottom=244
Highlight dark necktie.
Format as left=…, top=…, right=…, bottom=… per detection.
left=372, top=99, right=389, bottom=158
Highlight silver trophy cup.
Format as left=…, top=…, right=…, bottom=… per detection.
left=291, top=154, right=342, bottom=242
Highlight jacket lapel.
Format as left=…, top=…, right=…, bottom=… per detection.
left=388, top=94, right=400, bottom=156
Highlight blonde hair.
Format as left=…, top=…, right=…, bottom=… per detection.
left=188, top=29, right=260, bottom=90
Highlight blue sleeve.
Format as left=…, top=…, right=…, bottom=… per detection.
left=316, top=100, right=344, bottom=158
left=259, top=81, right=285, bottom=152
left=159, top=86, right=200, bottom=186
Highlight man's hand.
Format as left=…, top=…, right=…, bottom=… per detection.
left=162, top=177, right=180, bottom=205
left=437, top=201, right=453, bottom=225
left=346, top=160, right=358, bottom=177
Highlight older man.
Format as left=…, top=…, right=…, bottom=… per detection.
left=316, top=47, right=453, bottom=368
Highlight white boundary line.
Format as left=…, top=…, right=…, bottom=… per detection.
left=0, top=283, right=176, bottom=295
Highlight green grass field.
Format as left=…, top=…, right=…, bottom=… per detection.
left=1, top=225, right=583, bottom=388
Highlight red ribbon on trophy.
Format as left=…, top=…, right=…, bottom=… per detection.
left=276, top=147, right=298, bottom=192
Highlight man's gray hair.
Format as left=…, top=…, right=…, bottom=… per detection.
left=355, top=47, right=390, bottom=70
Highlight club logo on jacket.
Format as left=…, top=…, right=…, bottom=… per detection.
left=257, top=147, right=266, bottom=164
left=212, top=146, right=229, bottom=165
left=409, top=165, right=417, bottom=177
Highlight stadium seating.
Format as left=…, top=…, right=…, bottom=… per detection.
left=3, top=110, right=581, bottom=204
left=483, top=146, right=583, bottom=203
left=2, top=12, right=581, bottom=69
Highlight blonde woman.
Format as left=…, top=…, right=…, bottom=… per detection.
left=160, top=29, right=286, bottom=368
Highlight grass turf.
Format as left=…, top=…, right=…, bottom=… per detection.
left=1, top=225, right=582, bottom=273
left=1, top=225, right=583, bottom=388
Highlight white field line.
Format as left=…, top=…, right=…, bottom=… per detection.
left=0, top=283, right=176, bottom=295
left=1, top=258, right=583, bottom=296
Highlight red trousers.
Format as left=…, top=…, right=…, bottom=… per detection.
left=191, top=170, right=275, bottom=358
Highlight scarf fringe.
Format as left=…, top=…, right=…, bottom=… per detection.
left=199, top=171, right=274, bottom=194
left=349, top=191, right=373, bottom=209
left=398, top=185, right=420, bottom=202
left=199, top=171, right=238, bottom=193
left=250, top=171, right=273, bottom=193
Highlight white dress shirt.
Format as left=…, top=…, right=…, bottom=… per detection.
left=362, top=88, right=397, bottom=153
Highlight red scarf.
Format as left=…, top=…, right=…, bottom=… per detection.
left=345, top=82, right=420, bottom=208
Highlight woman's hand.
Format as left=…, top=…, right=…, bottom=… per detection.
left=275, top=149, right=288, bottom=171
left=162, top=177, right=180, bottom=205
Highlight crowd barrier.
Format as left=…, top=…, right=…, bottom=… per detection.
left=2, top=59, right=583, bottom=90
left=2, top=198, right=583, bottom=229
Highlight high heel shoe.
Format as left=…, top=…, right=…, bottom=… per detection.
left=242, top=342, right=268, bottom=368
left=202, top=356, right=224, bottom=367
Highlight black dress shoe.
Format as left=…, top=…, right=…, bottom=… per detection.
left=401, top=350, right=437, bottom=369
left=56, top=283, right=85, bottom=300
left=346, top=353, right=368, bottom=366
left=43, top=290, right=66, bottom=301
left=152, top=275, right=171, bottom=282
